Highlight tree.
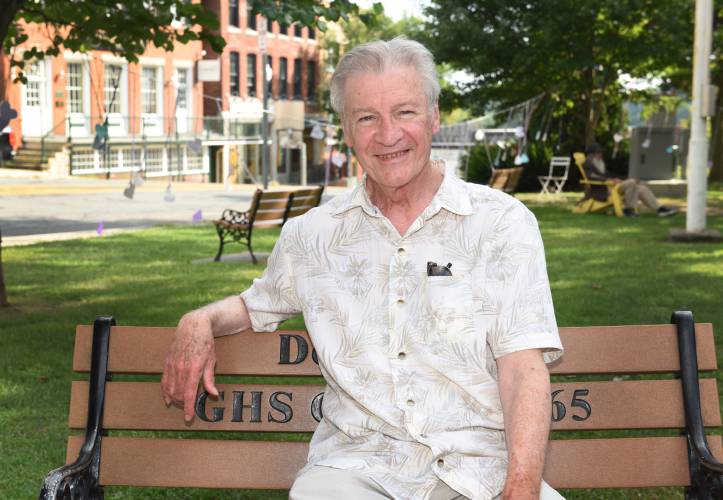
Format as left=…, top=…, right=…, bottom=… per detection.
left=0, top=227, right=8, bottom=307
left=423, top=0, right=692, bottom=148
left=320, top=6, right=421, bottom=115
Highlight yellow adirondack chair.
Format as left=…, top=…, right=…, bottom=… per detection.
left=572, top=152, right=623, bottom=217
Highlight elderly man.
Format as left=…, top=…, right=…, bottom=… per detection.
left=162, top=37, right=563, bottom=500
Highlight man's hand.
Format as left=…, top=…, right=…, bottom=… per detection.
left=161, top=312, right=219, bottom=422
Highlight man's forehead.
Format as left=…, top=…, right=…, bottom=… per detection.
left=345, top=68, right=426, bottom=111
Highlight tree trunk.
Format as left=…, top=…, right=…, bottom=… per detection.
left=0, top=227, right=9, bottom=307
left=709, top=70, right=723, bottom=182
left=0, top=1, right=23, bottom=55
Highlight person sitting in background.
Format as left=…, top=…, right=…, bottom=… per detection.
left=583, top=143, right=678, bottom=217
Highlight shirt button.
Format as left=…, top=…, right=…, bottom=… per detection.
left=397, top=247, right=405, bottom=254
left=396, top=298, right=405, bottom=305
left=437, top=458, right=445, bottom=467
left=397, top=352, right=406, bottom=360
left=406, top=399, right=415, bottom=407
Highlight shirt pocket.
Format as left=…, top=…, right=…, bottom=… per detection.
left=422, top=275, right=478, bottom=343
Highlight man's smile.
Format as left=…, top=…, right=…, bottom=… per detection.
left=375, top=149, right=411, bottom=162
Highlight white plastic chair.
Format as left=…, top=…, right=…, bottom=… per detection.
left=538, top=156, right=571, bottom=196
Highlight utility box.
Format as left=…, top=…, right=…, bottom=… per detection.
left=628, top=126, right=688, bottom=180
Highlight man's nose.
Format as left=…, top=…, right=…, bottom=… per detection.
left=375, top=116, right=403, bottom=146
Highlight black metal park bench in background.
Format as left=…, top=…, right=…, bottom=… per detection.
left=213, top=185, right=324, bottom=264
left=41, top=311, right=723, bottom=499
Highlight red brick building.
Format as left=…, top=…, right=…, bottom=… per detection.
left=0, top=1, right=328, bottom=185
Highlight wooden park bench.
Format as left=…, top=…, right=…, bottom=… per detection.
left=40, top=311, right=723, bottom=499
left=213, top=186, right=324, bottom=263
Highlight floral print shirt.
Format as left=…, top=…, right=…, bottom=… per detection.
left=241, top=172, right=563, bottom=499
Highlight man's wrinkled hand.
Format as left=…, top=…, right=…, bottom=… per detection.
left=161, top=313, right=219, bottom=422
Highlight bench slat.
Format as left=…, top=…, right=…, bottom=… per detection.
left=65, top=435, right=722, bottom=489
left=256, top=199, right=290, bottom=211
left=68, top=379, right=721, bottom=431
left=73, top=324, right=718, bottom=375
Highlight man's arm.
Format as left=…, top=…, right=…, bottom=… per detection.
left=161, top=295, right=251, bottom=422
left=497, top=348, right=551, bottom=499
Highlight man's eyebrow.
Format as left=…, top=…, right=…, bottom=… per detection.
left=350, top=107, right=377, bottom=116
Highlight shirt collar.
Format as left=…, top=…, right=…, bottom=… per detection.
left=331, top=162, right=474, bottom=218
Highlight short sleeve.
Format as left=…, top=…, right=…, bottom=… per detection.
left=240, top=221, right=303, bottom=332
left=486, top=202, right=563, bottom=364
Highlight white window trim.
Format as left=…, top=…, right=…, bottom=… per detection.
left=139, top=56, right=165, bottom=67
left=101, top=54, right=127, bottom=65
left=64, top=51, right=90, bottom=63
left=173, top=60, right=194, bottom=69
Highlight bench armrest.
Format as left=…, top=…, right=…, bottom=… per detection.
left=219, top=209, right=249, bottom=225
left=673, top=311, right=723, bottom=497
left=39, top=445, right=103, bottom=500
left=39, top=317, right=115, bottom=500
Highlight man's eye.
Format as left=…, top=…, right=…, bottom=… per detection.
left=358, top=115, right=375, bottom=123
left=399, top=110, right=415, bottom=116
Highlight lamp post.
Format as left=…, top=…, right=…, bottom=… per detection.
left=673, top=0, right=722, bottom=241
left=259, top=19, right=271, bottom=189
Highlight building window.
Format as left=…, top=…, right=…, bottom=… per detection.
left=66, top=63, right=84, bottom=114
left=229, top=51, right=240, bottom=96
left=24, top=62, right=42, bottom=107
left=293, top=58, right=302, bottom=100
left=279, top=57, right=288, bottom=99
left=247, top=54, right=257, bottom=97
left=307, top=60, right=316, bottom=101
left=246, top=1, right=256, bottom=29
left=308, top=26, right=315, bottom=39
left=279, top=21, right=287, bottom=35
left=229, top=0, right=239, bottom=27
left=294, top=24, right=302, bottom=37
left=104, top=64, right=123, bottom=114
left=175, top=68, right=188, bottom=109
left=141, top=67, right=158, bottom=114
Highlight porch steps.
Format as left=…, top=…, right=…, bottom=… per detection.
left=0, top=140, right=66, bottom=171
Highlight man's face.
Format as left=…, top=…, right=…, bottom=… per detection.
left=342, top=65, right=440, bottom=190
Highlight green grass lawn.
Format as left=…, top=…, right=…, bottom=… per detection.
left=2, top=188, right=722, bottom=499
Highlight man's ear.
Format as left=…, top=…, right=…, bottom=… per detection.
left=431, top=104, right=441, bottom=134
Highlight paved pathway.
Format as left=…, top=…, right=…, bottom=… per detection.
left=0, top=168, right=348, bottom=246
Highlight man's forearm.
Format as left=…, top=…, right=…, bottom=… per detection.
left=182, top=295, right=252, bottom=338
left=497, top=349, right=551, bottom=498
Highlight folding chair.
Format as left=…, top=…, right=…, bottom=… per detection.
left=572, top=152, right=623, bottom=217
left=537, top=156, right=571, bottom=196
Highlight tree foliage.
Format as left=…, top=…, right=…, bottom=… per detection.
left=320, top=7, right=425, bottom=116
left=423, top=0, right=692, bottom=148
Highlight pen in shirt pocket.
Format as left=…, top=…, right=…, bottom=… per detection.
left=427, top=261, right=453, bottom=276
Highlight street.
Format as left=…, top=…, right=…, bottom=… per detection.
left=0, top=170, right=344, bottom=245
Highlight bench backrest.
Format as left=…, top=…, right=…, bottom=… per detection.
left=488, top=167, right=523, bottom=193
left=62, top=314, right=721, bottom=492
left=247, top=185, right=324, bottom=228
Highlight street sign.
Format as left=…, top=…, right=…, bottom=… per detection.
left=197, top=60, right=221, bottom=82
left=258, top=18, right=268, bottom=52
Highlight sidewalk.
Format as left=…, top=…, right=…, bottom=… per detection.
left=0, top=168, right=350, bottom=246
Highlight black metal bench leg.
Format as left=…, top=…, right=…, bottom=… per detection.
left=214, top=237, right=225, bottom=262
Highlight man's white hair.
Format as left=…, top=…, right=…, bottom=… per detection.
left=330, top=36, right=440, bottom=119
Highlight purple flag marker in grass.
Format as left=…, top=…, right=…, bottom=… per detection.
left=96, top=221, right=104, bottom=236
left=192, top=209, right=202, bottom=222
